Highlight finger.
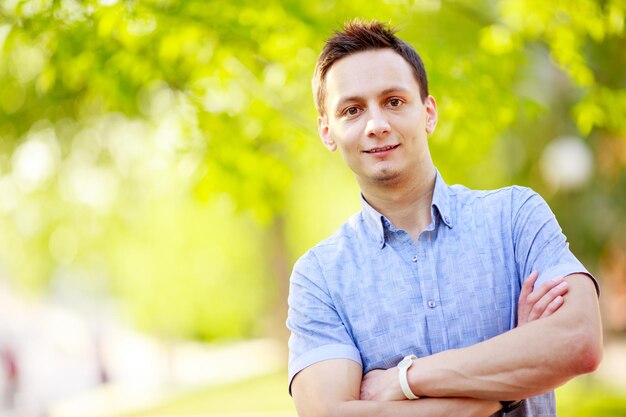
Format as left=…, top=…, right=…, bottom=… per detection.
left=519, top=271, right=539, bottom=315
left=518, top=271, right=540, bottom=326
left=360, top=375, right=372, bottom=400
left=529, top=281, right=568, bottom=320
left=526, top=275, right=564, bottom=306
left=519, top=271, right=539, bottom=303
left=540, top=295, right=564, bottom=318
left=529, top=281, right=569, bottom=321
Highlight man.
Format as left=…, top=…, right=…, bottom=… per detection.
left=286, top=19, right=602, bottom=416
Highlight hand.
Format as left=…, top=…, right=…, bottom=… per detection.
left=517, top=271, right=568, bottom=326
left=360, top=367, right=406, bottom=401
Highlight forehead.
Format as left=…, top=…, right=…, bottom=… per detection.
left=324, top=49, right=419, bottom=105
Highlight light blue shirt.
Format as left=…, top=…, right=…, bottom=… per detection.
left=286, top=170, right=597, bottom=416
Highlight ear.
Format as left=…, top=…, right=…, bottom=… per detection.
left=424, top=95, right=438, bottom=135
left=318, top=115, right=337, bottom=152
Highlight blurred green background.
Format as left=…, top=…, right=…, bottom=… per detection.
left=0, top=0, right=625, bottom=416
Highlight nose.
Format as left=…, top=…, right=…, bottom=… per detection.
left=365, top=108, right=390, bottom=138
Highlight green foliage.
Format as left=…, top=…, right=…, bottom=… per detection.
left=0, top=0, right=624, bottom=339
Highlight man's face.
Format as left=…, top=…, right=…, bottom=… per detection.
left=318, top=48, right=437, bottom=187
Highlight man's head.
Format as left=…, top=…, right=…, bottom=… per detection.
left=312, top=19, right=429, bottom=116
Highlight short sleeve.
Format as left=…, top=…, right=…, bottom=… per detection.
left=512, top=187, right=599, bottom=294
left=286, top=251, right=362, bottom=394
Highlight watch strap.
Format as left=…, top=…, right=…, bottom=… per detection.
left=397, top=354, right=419, bottom=400
left=500, top=399, right=524, bottom=413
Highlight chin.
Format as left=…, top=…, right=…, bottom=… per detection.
left=371, top=170, right=401, bottom=183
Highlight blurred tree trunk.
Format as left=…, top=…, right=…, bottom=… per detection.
left=266, top=214, right=291, bottom=342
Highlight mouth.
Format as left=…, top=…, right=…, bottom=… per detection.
left=363, top=144, right=400, bottom=154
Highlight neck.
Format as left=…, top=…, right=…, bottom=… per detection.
left=361, top=165, right=437, bottom=242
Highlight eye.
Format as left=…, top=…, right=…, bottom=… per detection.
left=388, top=98, right=403, bottom=107
left=343, top=106, right=360, bottom=116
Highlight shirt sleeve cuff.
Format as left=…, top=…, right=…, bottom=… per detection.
left=288, top=343, right=362, bottom=395
left=535, top=263, right=600, bottom=296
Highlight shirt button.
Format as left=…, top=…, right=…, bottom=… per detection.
left=411, top=255, right=418, bottom=262
left=444, top=216, right=450, bottom=223
left=427, top=300, right=436, bottom=308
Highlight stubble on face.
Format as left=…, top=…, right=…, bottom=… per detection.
left=368, top=166, right=401, bottom=184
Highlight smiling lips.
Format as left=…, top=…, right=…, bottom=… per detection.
left=363, top=144, right=400, bottom=154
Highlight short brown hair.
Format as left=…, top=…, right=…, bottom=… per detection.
left=312, top=19, right=429, bottom=115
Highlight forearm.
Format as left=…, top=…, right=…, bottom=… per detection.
left=292, top=359, right=500, bottom=417
left=329, top=398, right=500, bottom=417
left=409, top=275, right=602, bottom=400
left=410, top=320, right=573, bottom=400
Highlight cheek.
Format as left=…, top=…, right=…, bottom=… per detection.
left=331, top=123, right=360, bottom=146
left=393, top=114, right=420, bottom=130
left=345, top=123, right=364, bottom=144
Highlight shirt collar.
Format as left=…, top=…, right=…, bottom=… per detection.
left=432, top=169, right=454, bottom=230
left=360, top=169, right=454, bottom=249
left=360, top=194, right=387, bottom=248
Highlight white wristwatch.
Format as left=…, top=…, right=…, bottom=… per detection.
left=397, top=354, right=419, bottom=400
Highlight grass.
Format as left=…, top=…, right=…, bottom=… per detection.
left=556, top=377, right=626, bottom=417
left=122, top=371, right=297, bottom=417
left=123, top=371, right=626, bottom=417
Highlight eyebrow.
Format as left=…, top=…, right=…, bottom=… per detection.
left=334, top=87, right=412, bottom=111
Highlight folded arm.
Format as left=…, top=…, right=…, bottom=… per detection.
left=291, top=359, right=500, bottom=417
left=362, top=273, right=602, bottom=402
